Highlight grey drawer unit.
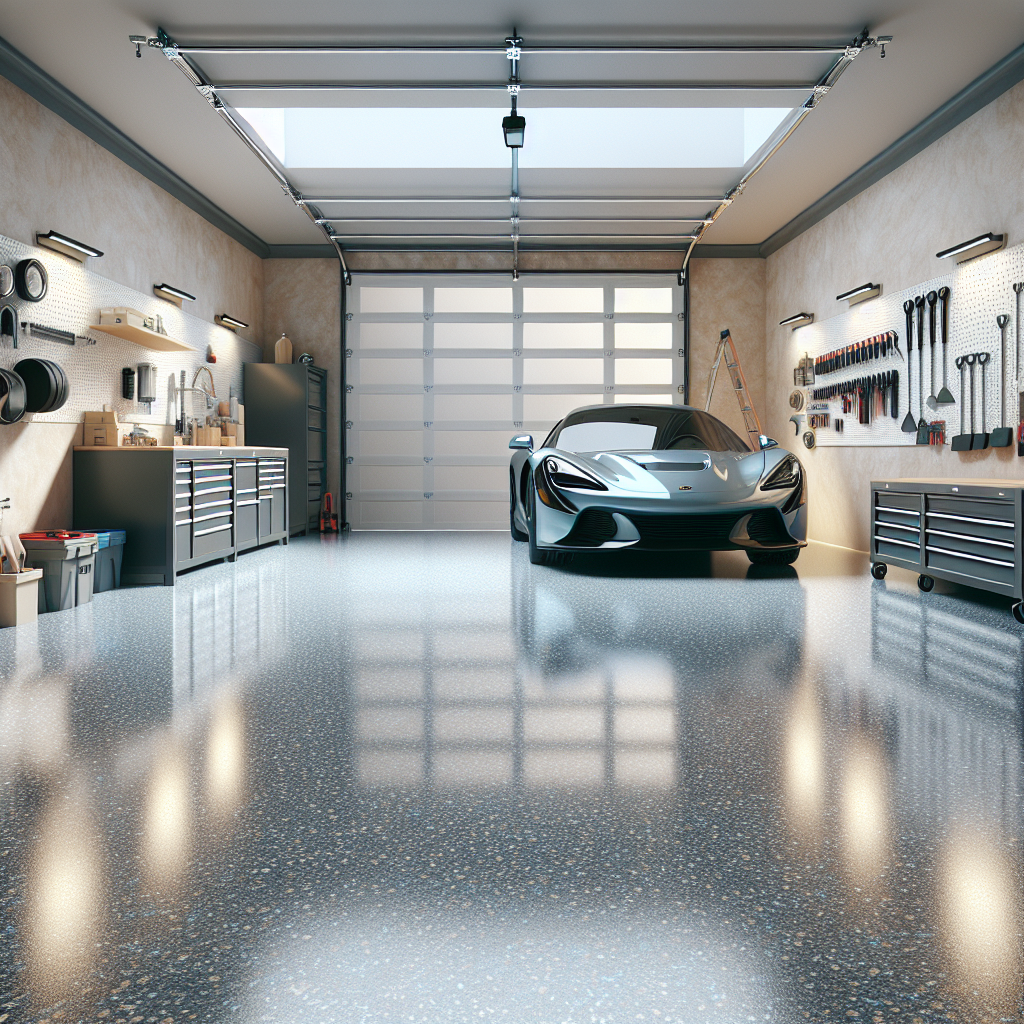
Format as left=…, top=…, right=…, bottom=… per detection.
left=73, top=446, right=289, bottom=586
left=870, top=478, right=1024, bottom=621
left=244, top=363, right=328, bottom=536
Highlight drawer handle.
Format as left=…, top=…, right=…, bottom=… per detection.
left=874, top=506, right=919, bottom=517
left=195, top=485, right=232, bottom=496
left=193, top=523, right=232, bottom=538
left=271, top=483, right=286, bottom=489
left=926, top=528, right=1014, bottom=549
left=875, top=521, right=919, bottom=534
left=193, top=510, right=234, bottom=524
left=237, top=499, right=260, bottom=507
left=194, top=499, right=232, bottom=511
left=874, top=534, right=919, bottom=550
left=236, top=461, right=257, bottom=467
left=176, top=516, right=193, bottom=525
left=926, top=511, right=1013, bottom=528
left=236, top=487, right=258, bottom=496
left=926, top=544, right=1014, bottom=568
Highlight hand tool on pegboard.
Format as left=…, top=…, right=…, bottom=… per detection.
left=972, top=352, right=990, bottom=450
left=952, top=355, right=971, bottom=451
left=915, top=296, right=929, bottom=442
left=991, top=316, right=1013, bottom=447
left=926, top=291, right=939, bottom=407
left=901, top=300, right=916, bottom=432
left=936, top=287, right=954, bottom=404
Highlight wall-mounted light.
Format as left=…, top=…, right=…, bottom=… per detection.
left=780, top=312, right=814, bottom=329
left=215, top=314, right=248, bottom=332
left=936, top=232, right=1005, bottom=264
left=502, top=96, right=525, bottom=149
left=35, top=230, right=103, bottom=262
left=836, top=282, right=880, bottom=306
left=154, top=283, right=196, bottom=308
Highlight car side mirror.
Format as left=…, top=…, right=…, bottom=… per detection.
left=509, top=434, right=534, bottom=451
left=758, top=435, right=779, bottom=450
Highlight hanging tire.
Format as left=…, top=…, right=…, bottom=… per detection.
left=746, top=547, right=800, bottom=566
left=871, top=562, right=887, bottom=580
left=510, top=474, right=527, bottom=541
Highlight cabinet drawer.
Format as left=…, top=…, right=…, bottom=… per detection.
left=924, top=511, right=1015, bottom=543
left=874, top=536, right=922, bottom=564
left=926, top=546, right=1015, bottom=587
left=876, top=491, right=921, bottom=512
left=925, top=528, right=1015, bottom=562
left=926, top=495, right=1014, bottom=522
left=237, top=503, right=258, bottom=545
left=307, top=466, right=324, bottom=486
left=193, top=510, right=233, bottom=530
left=193, top=497, right=233, bottom=515
left=308, top=429, right=326, bottom=462
left=175, top=523, right=192, bottom=563
left=236, top=461, right=257, bottom=489
left=876, top=522, right=919, bottom=544
left=193, top=523, right=233, bottom=559
left=308, top=371, right=326, bottom=408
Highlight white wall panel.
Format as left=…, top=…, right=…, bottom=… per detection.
left=349, top=274, right=682, bottom=530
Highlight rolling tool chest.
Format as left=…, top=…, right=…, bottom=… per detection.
left=73, top=446, right=289, bottom=585
left=870, top=478, right=1024, bottom=621
left=243, top=363, right=328, bottom=536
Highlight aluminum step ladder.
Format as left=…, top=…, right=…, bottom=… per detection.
left=703, top=329, right=764, bottom=450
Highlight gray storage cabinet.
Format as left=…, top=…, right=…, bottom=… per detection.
left=243, top=363, right=327, bottom=536
left=871, top=477, right=1024, bottom=620
left=73, top=446, right=288, bottom=586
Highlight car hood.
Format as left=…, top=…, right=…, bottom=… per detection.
left=559, top=448, right=767, bottom=500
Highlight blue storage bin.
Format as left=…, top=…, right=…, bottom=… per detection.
left=78, top=529, right=126, bottom=593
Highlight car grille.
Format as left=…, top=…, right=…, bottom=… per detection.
left=626, top=511, right=747, bottom=549
left=558, top=508, right=618, bottom=547
left=625, top=507, right=792, bottom=550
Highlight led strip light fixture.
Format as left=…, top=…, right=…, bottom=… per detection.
left=130, top=27, right=891, bottom=281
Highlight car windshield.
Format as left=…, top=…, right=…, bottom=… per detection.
left=548, top=405, right=749, bottom=453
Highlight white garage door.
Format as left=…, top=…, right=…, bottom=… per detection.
left=347, top=275, right=684, bottom=530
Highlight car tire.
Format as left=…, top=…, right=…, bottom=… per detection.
left=527, top=483, right=549, bottom=565
left=510, top=474, right=528, bottom=541
left=746, top=547, right=801, bottom=566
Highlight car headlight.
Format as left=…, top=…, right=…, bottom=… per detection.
left=760, top=455, right=802, bottom=491
left=544, top=457, right=608, bottom=491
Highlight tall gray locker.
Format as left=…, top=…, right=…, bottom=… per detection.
left=243, top=363, right=327, bottom=536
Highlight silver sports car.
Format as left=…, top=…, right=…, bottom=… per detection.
left=509, top=403, right=807, bottom=566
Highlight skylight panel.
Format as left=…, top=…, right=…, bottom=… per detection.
left=236, top=107, right=794, bottom=170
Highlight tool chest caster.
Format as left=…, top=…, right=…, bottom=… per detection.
left=1012, top=602, right=1024, bottom=625
left=917, top=574, right=935, bottom=592
left=870, top=562, right=887, bottom=580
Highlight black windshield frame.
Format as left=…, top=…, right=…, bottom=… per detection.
left=544, top=405, right=749, bottom=453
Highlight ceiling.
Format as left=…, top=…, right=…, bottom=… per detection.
left=1, top=1, right=1023, bottom=263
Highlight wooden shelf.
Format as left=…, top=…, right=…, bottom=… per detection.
left=89, top=322, right=194, bottom=353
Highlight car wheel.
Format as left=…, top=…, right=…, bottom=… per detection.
left=746, top=547, right=801, bottom=566
left=510, top=474, right=528, bottom=541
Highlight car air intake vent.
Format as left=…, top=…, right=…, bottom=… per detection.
left=642, top=462, right=706, bottom=472
left=558, top=508, right=617, bottom=547
left=626, top=512, right=746, bottom=549
left=746, top=508, right=791, bottom=546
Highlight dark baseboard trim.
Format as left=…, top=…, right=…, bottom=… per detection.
left=690, top=244, right=762, bottom=259
left=0, top=33, right=270, bottom=259
left=266, top=244, right=337, bottom=258
left=760, top=39, right=1024, bottom=258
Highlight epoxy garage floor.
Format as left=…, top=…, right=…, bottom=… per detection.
left=1, top=534, right=1022, bottom=1024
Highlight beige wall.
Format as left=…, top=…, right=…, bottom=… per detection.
left=0, top=76, right=264, bottom=536
left=766, top=79, right=1024, bottom=552
left=261, top=260, right=343, bottom=503
left=689, top=258, right=767, bottom=444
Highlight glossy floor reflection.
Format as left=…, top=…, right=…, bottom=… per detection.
left=0, top=535, right=1021, bottom=1023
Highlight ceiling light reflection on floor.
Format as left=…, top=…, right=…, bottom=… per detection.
left=206, top=696, right=246, bottom=820
left=840, top=737, right=890, bottom=886
left=25, top=788, right=103, bottom=1005
left=143, top=741, right=191, bottom=889
left=939, top=831, right=1023, bottom=1012
left=783, top=681, right=824, bottom=839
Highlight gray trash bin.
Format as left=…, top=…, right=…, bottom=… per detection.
left=20, top=531, right=98, bottom=612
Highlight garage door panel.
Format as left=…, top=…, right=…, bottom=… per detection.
left=359, top=322, right=424, bottom=348
left=359, top=431, right=425, bottom=456
left=524, top=323, right=603, bottom=348
left=434, top=394, right=513, bottom=421
left=615, top=323, right=673, bottom=349
left=359, top=358, right=423, bottom=385
left=523, top=394, right=600, bottom=422
left=615, top=359, right=674, bottom=385
left=614, top=287, right=673, bottom=313
left=434, top=358, right=512, bottom=385
left=524, top=358, right=604, bottom=385
left=358, top=394, right=424, bottom=421
left=523, top=287, right=603, bottom=313
left=358, top=501, right=424, bottom=524
left=434, top=465, right=507, bottom=491
left=434, top=287, right=513, bottom=313
left=360, top=287, right=423, bottom=313
left=432, top=501, right=506, bottom=525
left=434, top=431, right=517, bottom=456
left=434, top=322, right=513, bottom=348
left=359, top=465, right=425, bottom=491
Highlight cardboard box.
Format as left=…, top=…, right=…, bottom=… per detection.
left=0, top=569, right=42, bottom=627
left=84, top=410, right=119, bottom=425
left=220, top=436, right=237, bottom=446
left=223, top=422, right=237, bottom=436
left=83, top=423, right=121, bottom=446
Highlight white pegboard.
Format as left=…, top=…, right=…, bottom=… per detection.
left=0, top=233, right=261, bottom=429
left=789, top=239, right=1024, bottom=447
